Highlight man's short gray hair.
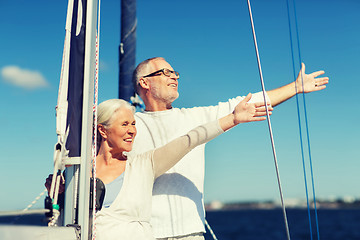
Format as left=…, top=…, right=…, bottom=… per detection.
left=132, top=57, right=165, bottom=94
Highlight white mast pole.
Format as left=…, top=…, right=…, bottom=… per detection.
left=78, top=0, right=98, bottom=238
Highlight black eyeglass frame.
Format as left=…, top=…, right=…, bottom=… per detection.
left=142, top=68, right=179, bottom=78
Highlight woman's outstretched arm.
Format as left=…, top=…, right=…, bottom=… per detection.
left=152, top=93, right=272, bottom=178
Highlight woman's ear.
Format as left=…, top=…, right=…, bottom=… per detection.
left=139, top=77, right=150, bottom=90
left=98, top=124, right=107, bottom=139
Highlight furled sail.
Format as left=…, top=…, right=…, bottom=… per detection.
left=119, top=0, right=138, bottom=104
left=56, top=0, right=86, bottom=166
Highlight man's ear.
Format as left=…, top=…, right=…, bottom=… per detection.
left=98, top=124, right=107, bottom=139
left=139, top=77, right=150, bottom=90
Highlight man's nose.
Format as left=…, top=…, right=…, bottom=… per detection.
left=171, top=73, right=179, bottom=80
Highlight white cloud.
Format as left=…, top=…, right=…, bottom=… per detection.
left=1, top=65, right=49, bottom=89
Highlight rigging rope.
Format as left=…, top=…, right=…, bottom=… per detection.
left=8, top=189, right=48, bottom=224
left=205, top=219, right=218, bottom=240
left=285, top=0, right=320, bottom=239
left=246, top=0, right=291, bottom=239
left=91, top=0, right=101, bottom=239
left=285, top=2, right=313, bottom=239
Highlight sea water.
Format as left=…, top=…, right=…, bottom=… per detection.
left=204, top=208, right=360, bottom=240
left=1, top=208, right=359, bottom=239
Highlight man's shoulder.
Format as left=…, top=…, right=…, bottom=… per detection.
left=134, top=107, right=194, bottom=117
left=134, top=105, right=219, bottom=122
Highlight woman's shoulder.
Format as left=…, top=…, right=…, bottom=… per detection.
left=126, top=150, right=156, bottom=178
left=127, top=150, right=155, bottom=165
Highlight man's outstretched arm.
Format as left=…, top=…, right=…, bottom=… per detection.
left=267, top=63, right=329, bottom=107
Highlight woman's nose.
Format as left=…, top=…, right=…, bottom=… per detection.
left=128, top=125, right=136, bottom=134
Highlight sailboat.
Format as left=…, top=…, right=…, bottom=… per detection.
left=0, top=0, right=328, bottom=239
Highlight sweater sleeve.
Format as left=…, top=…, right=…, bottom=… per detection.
left=189, top=91, right=270, bottom=122
left=152, top=120, right=224, bottom=178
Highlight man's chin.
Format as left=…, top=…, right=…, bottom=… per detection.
left=169, top=93, right=179, bottom=103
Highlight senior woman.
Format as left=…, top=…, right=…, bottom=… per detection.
left=94, top=94, right=272, bottom=240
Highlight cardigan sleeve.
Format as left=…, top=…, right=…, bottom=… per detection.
left=184, top=91, right=270, bottom=122
left=152, top=120, right=224, bottom=178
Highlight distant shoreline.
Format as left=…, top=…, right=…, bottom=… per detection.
left=205, top=198, right=360, bottom=211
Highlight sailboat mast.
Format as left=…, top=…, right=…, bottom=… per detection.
left=77, top=0, right=98, bottom=239
left=58, top=0, right=98, bottom=237
left=118, top=0, right=137, bottom=101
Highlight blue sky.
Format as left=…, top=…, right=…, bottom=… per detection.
left=0, top=0, right=359, bottom=211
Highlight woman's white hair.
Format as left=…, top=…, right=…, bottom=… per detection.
left=96, top=99, right=135, bottom=149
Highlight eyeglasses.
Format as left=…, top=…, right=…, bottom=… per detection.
left=142, top=68, right=180, bottom=78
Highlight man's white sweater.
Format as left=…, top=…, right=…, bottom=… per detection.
left=132, top=92, right=269, bottom=238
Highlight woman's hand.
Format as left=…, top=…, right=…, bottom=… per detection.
left=233, top=93, right=272, bottom=124
left=44, top=173, right=65, bottom=195
left=219, top=93, right=272, bottom=131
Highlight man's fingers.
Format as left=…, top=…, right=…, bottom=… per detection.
left=317, top=77, right=329, bottom=84
left=310, top=70, right=325, bottom=78
left=301, top=63, right=305, bottom=74
left=314, top=85, right=326, bottom=91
